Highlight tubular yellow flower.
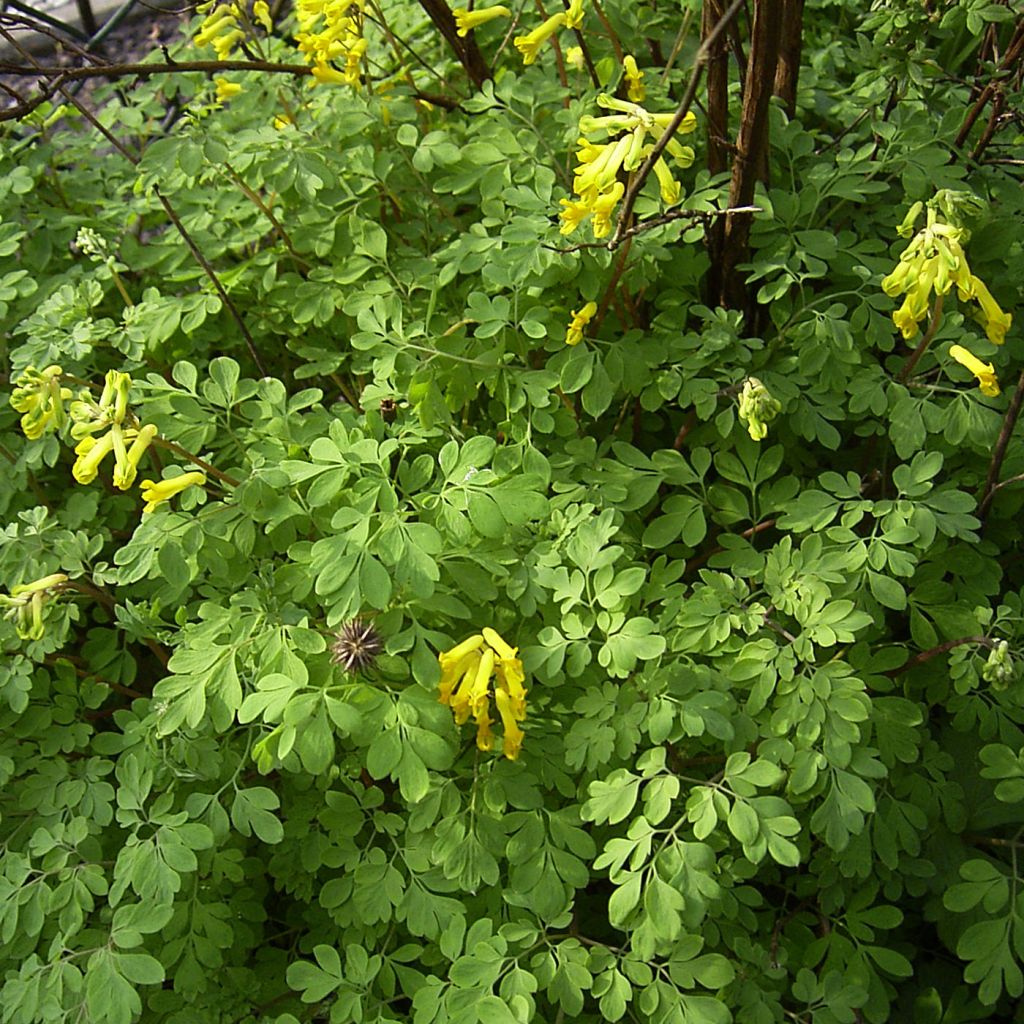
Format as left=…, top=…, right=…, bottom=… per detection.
left=440, top=633, right=485, bottom=672
left=253, top=0, right=272, bottom=31
left=215, top=77, right=243, bottom=102
left=591, top=182, right=624, bottom=239
left=481, top=626, right=516, bottom=661
left=213, top=29, right=244, bottom=59
left=949, top=345, right=1000, bottom=398
left=565, top=301, right=598, bottom=346
left=651, top=155, right=681, bottom=205
left=113, top=424, right=158, bottom=491
left=565, top=45, right=585, bottom=70
left=665, top=137, right=696, bottom=168
left=575, top=133, right=631, bottom=200
left=494, top=688, right=524, bottom=760
left=969, top=275, right=1012, bottom=345
left=453, top=5, right=510, bottom=36
left=2, top=573, right=68, bottom=642
left=564, top=0, right=585, bottom=29
left=475, top=703, right=495, bottom=751
left=623, top=54, right=645, bottom=102
left=468, top=648, right=495, bottom=718
left=140, top=471, right=207, bottom=514
left=514, top=12, right=565, bottom=65
left=652, top=110, right=698, bottom=134
left=448, top=654, right=481, bottom=724
left=73, top=431, right=116, bottom=485
left=10, top=573, right=68, bottom=597
left=311, top=62, right=348, bottom=85
left=195, top=11, right=237, bottom=48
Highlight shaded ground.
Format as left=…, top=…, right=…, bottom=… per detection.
left=1, top=4, right=188, bottom=111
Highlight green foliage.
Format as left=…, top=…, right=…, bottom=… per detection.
left=1, top=1, right=1023, bottom=1023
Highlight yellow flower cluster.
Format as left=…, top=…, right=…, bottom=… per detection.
left=12, top=365, right=211, bottom=516
left=295, top=0, right=367, bottom=88
left=0, top=573, right=67, bottom=641
left=67, top=371, right=206, bottom=513
left=438, top=628, right=527, bottom=760
left=514, top=0, right=585, bottom=65
left=737, top=377, right=782, bottom=441
left=70, top=370, right=155, bottom=490
left=559, top=91, right=696, bottom=239
left=882, top=202, right=1012, bottom=345
left=453, top=5, right=510, bottom=37
left=10, top=365, right=71, bottom=440
left=565, top=301, right=597, bottom=346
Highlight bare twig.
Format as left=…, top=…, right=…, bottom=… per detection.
left=151, top=437, right=242, bottom=487
left=0, top=57, right=314, bottom=80
left=979, top=365, right=1024, bottom=518
left=546, top=204, right=760, bottom=254
left=0, top=26, right=270, bottom=376
left=886, top=636, right=997, bottom=677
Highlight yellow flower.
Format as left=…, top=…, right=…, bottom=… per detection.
left=273, top=113, right=294, bottom=130
left=468, top=648, right=495, bottom=719
left=949, top=345, right=1000, bottom=398
left=215, top=77, right=243, bottom=102
left=10, top=365, right=71, bottom=440
left=311, top=62, right=348, bottom=85
left=651, top=155, right=680, bottom=205
left=591, top=182, right=624, bottom=239
left=475, top=702, right=494, bottom=751
left=213, top=29, right=245, bottom=59
left=252, top=0, right=272, bottom=31
left=10, top=573, right=68, bottom=597
left=969, top=275, right=1012, bottom=345
left=514, top=13, right=565, bottom=65
left=558, top=197, right=591, bottom=236
left=652, top=110, right=698, bottom=134
left=565, top=301, right=598, bottom=346
left=623, top=54, right=645, bottom=102
left=494, top=688, right=524, bottom=760
left=565, top=46, right=585, bottom=71
left=195, top=9, right=237, bottom=48
left=72, top=431, right=116, bottom=485
left=565, top=0, right=586, bottom=29
left=113, top=424, right=158, bottom=491
left=453, top=5, right=510, bottom=36
left=437, top=628, right=527, bottom=760
left=140, top=471, right=207, bottom=514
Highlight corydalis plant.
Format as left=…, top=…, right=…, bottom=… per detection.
left=883, top=191, right=1012, bottom=345
left=559, top=90, right=696, bottom=239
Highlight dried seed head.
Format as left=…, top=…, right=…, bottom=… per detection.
left=331, top=618, right=383, bottom=674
